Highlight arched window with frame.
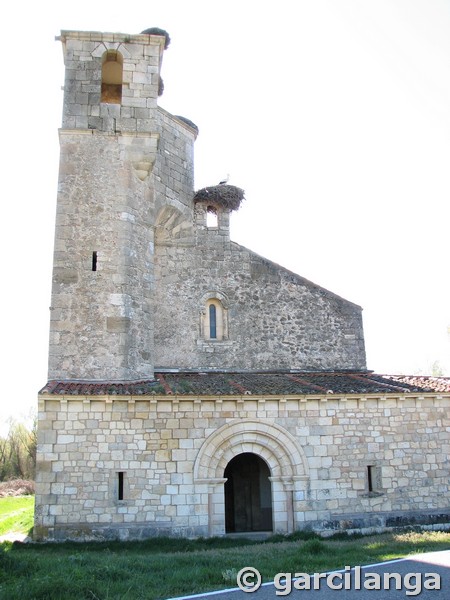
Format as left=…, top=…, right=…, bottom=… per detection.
left=101, top=50, right=123, bottom=104
left=201, top=295, right=228, bottom=341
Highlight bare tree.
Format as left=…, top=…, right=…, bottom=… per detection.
left=0, top=418, right=36, bottom=481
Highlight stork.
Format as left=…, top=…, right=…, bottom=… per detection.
left=218, top=173, right=229, bottom=185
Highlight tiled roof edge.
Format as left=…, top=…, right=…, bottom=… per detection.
left=38, top=372, right=450, bottom=396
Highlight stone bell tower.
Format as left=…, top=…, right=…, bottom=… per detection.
left=48, top=29, right=196, bottom=382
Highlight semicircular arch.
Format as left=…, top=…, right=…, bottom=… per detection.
left=193, top=419, right=309, bottom=482
left=155, top=205, right=193, bottom=244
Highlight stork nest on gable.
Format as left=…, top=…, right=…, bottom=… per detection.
left=193, top=184, right=245, bottom=211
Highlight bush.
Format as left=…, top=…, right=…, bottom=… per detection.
left=0, top=479, right=35, bottom=497
left=302, top=538, right=327, bottom=555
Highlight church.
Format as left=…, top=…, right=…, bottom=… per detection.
left=34, top=28, right=450, bottom=541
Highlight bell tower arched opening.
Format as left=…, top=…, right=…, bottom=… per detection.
left=101, top=50, right=123, bottom=103
left=224, top=452, right=273, bottom=533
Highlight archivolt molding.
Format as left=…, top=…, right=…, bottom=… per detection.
left=198, top=290, right=230, bottom=309
left=92, top=43, right=132, bottom=59
left=193, top=419, right=309, bottom=484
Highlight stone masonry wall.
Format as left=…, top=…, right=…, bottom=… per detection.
left=48, top=129, right=157, bottom=381
left=48, top=31, right=197, bottom=382
left=153, top=108, right=196, bottom=214
left=34, top=392, right=450, bottom=540
left=154, top=224, right=366, bottom=371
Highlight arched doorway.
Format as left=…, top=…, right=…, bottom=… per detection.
left=193, top=419, right=310, bottom=536
left=224, top=453, right=273, bottom=533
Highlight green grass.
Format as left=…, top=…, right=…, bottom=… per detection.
left=0, top=530, right=449, bottom=600
left=0, top=496, right=34, bottom=537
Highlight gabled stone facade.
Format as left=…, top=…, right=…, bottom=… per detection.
left=48, top=30, right=365, bottom=382
left=35, top=29, right=450, bottom=541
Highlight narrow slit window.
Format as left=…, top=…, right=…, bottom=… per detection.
left=117, top=472, right=124, bottom=500
left=367, top=465, right=382, bottom=494
left=367, top=466, right=374, bottom=493
left=92, top=251, right=98, bottom=272
left=209, top=304, right=217, bottom=339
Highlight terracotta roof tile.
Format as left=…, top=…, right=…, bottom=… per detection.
left=39, top=372, right=450, bottom=396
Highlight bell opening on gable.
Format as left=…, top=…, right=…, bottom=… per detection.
left=206, top=205, right=218, bottom=228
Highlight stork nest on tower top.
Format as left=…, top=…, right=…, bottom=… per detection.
left=193, top=184, right=245, bottom=212
left=141, top=27, right=171, bottom=49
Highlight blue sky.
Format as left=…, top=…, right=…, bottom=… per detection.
left=1, top=0, right=449, bottom=429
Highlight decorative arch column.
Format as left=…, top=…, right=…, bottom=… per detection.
left=193, top=419, right=310, bottom=536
